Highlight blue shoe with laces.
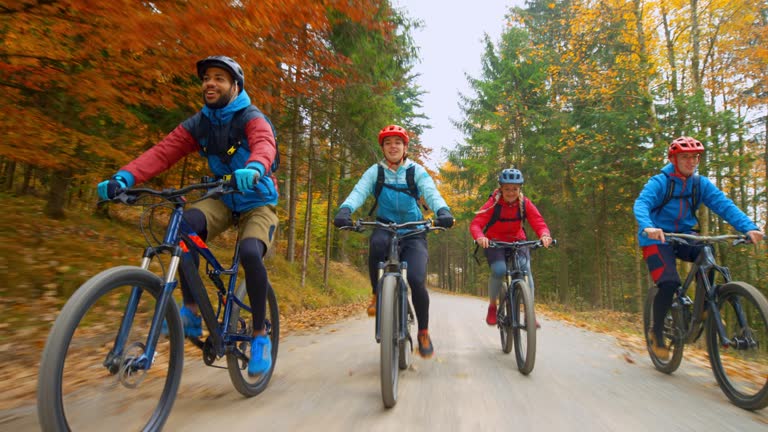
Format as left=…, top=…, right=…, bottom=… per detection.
left=248, top=334, right=273, bottom=376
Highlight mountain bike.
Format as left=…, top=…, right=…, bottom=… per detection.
left=37, top=180, right=280, bottom=431
left=340, top=219, right=444, bottom=408
left=486, top=239, right=554, bottom=375
left=643, top=232, right=768, bottom=410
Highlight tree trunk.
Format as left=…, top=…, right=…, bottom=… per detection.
left=591, top=188, right=603, bottom=307
left=690, top=0, right=701, bottom=90
left=557, top=175, right=570, bottom=305
left=323, top=130, right=336, bottom=291
left=3, top=160, right=16, bottom=191
left=301, top=120, right=315, bottom=288
left=286, top=92, right=302, bottom=263
left=635, top=242, right=645, bottom=313
left=45, top=168, right=72, bottom=219
left=19, top=163, right=33, bottom=195
left=179, top=156, right=189, bottom=188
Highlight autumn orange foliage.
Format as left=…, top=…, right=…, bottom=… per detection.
left=0, top=0, right=391, bottom=175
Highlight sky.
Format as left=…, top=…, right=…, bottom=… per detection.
left=393, top=0, right=525, bottom=169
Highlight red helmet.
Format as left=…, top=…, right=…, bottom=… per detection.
left=668, top=136, right=704, bottom=157
left=378, top=125, right=409, bottom=145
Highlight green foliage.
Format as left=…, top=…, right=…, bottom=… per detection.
left=441, top=0, right=768, bottom=310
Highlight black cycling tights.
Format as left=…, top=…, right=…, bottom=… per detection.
left=368, top=229, right=430, bottom=331
left=180, top=209, right=270, bottom=332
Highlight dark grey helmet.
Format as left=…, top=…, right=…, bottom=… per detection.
left=196, top=55, right=244, bottom=92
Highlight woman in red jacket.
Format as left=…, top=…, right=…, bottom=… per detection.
left=470, top=168, right=552, bottom=325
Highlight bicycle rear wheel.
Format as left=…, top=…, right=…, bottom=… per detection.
left=379, top=275, right=399, bottom=408
left=498, top=283, right=513, bottom=354
left=37, top=266, right=184, bottom=432
left=512, top=280, right=536, bottom=374
left=226, top=282, right=280, bottom=397
left=707, top=281, right=768, bottom=410
left=643, top=285, right=684, bottom=373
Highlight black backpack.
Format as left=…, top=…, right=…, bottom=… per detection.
left=482, top=195, right=527, bottom=233
left=367, top=165, right=423, bottom=216
left=651, top=173, right=701, bottom=222
left=472, top=194, right=527, bottom=263
left=196, top=105, right=280, bottom=173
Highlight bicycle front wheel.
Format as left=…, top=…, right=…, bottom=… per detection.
left=498, top=283, right=513, bottom=354
left=643, top=285, right=684, bottom=374
left=226, top=282, right=280, bottom=397
left=707, top=281, right=768, bottom=410
left=398, top=299, right=414, bottom=370
left=379, top=275, right=399, bottom=408
left=37, top=266, right=184, bottom=432
left=512, top=280, right=536, bottom=374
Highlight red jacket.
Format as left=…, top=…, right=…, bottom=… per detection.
left=470, top=191, right=550, bottom=242
left=121, top=116, right=275, bottom=185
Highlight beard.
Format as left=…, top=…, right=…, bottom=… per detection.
left=203, top=88, right=236, bottom=109
left=204, top=94, right=229, bottom=109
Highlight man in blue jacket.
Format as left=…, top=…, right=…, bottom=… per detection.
left=333, top=124, right=454, bottom=358
left=634, top=136, right=763, bottom=360
left=97, top=56, right=278, bottom=376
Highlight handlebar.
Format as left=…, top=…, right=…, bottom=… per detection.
left=100, top=178, right=240, bottom=206
left=663, top=232, right=750, bottom=246
left=484, top=238, right=557, bottom=250
left=339, top=219, right=446, bottom=236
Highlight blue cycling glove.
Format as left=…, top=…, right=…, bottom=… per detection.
left=234, top=168, right=261, bottom=192
left=97, top=175, right=129, bottom=200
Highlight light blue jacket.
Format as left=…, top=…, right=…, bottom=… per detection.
left=340, top=159, right=449, bottom=224
left=634, top=163, right=757, bottom=247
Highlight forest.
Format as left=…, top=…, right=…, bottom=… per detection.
left=2, top=0, right=767, bottom=314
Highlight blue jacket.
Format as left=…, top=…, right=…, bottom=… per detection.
left=121, top=90, right=278, bottom=212
left=340, top=160, right=449, bottom=224
left=634, top=163, right=758, bottom=247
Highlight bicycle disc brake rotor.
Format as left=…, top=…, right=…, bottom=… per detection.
left=118, top=342, right=149, bottom=389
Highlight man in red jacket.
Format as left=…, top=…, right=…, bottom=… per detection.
left=470, top=168, right=552, bottom=325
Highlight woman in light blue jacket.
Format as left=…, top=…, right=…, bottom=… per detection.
left=333, top=125, right=454, bottom=359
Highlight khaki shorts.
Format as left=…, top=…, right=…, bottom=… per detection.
left=190, top=198, right=279, bottom=252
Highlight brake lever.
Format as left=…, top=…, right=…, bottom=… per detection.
left=732, top=237, right=750, bottom=246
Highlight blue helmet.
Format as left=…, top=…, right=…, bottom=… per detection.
left=196, top=55, right=245, bottom=92
left=498, top=168, right=524, bottom=184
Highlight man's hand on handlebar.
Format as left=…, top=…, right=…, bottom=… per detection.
left=643, top=227, right=665, bottom=243
left=747, top=230, right=764, bottom=245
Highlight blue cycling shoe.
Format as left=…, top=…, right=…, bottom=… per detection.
left=180, top=306, right=203, bottom=338
left=161, top=305, right=202, bottom=338
left=248, top=334, right=273, bottom=376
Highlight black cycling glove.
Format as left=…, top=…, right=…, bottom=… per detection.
left=333, top=207, right=353, bottom=228
left=435, top=208, right=455, bottom=228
